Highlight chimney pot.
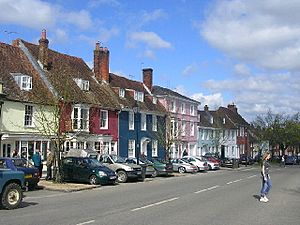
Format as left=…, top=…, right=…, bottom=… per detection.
left=41, top=29, right=47, bottom=40
left=204, top=105, right=209, bottom=111
left=94, top=43, right=110, bottom=83
left=95, top=42, right=100, bottom=50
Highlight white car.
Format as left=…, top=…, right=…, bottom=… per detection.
left=197, top=156, right=220, bottom=170
left=182, top=156, right=209, bottom=172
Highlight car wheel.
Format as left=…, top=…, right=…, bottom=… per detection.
left=151, top=170, right=157, bottom=178
left=117, top=170, right=128, bottom=183
left=1, top=183, right=23, bottom=210
left=28, top=184, right=37, bottom=191
left=178, top=167, right=186, bottom=174
left=89, top=175, right=98, bottom=185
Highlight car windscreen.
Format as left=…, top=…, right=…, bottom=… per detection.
left=0, top=159, right=7, bottom=168
left=88, top=158, right=103, bottom=167
left=111, top=155, right=126, bottom=163
left=12, top=159, right=33, bottom=168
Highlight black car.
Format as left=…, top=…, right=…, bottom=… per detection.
left=220, top=157, right=240, bottom=168
left=62, top=157, right=117, bottom=185
left=239, top=154, right=254, bottom=165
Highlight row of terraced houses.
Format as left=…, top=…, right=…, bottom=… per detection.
left=0, top=30, right=252, bottom=161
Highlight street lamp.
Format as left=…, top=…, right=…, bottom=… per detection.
left=133, top=102, right=140, bottom=165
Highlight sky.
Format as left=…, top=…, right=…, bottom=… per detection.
left=1, top=0, right=300, bottom=122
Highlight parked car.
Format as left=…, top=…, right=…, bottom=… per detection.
left=239, top=154, right=254, bottom=165
left=171, top=158, right=198, bottom=173
left=203, top=155, right=221, bottom=165
left=200, top=156, right=220, bottom=170
left=148, top=158, right=173, bottom=176
left=62, top=157, right=117, bottom=185
left=182, top=156, right=209, bottom=172
left=0, top=157, right=40, bottom=190
left=285, top=156, right=297, bottom=165
left=125, top=158, right=156, bottom=177
left=0, top=166, right=25, bottom=210
left=220, top=157, right=240, bottom=168
left=98, top=154, right=144, bottom=183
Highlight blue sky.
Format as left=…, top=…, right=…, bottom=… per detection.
left=1, top=0, right=300, bottom=122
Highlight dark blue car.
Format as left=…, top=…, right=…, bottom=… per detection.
left=0, top=157, right=40, bottom=190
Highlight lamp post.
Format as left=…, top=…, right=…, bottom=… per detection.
left=0, top=81, right=6, bottom=156
left=133, top=102, right=140, bottom=165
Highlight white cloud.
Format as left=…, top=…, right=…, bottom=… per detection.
left=192, top=93, right=224, bottom=110
left=88, top=0, right=120, bottom=8
left=201, top=0, right=300, bottom=70
left=127, top=31, right=172, bottom=49
left=234, top=63, right=251, bottom=76
left=97, top=27, right=120, bottom=43
left=63, top=10, right=93, bottom=29
left=0, top=0, right=56, bottom=28
left=182, top=63, right=199, bottom=76
left=140, top=9, right=167, bottom=24
left=54, top=28, right=68, bottom=43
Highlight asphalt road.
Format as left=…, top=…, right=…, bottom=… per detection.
left=1, top=165, right=300, bottom=225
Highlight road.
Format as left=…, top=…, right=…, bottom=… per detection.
left=1, top=165, right=300, bottom=225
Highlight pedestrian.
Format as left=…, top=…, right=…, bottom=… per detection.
left=281, top=155, right=285, bottom=168
left=46, top=149, right=54, bottom=180
left=12, top=149, right=18, bottom=157
left=182, top=149, right=188, bottom=157
left=32, top=150, right=42, bottom=178
left=259, top=151, right=272, bottom=203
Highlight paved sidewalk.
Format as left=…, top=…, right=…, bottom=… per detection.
left=38, top=180, right=100, bottom=192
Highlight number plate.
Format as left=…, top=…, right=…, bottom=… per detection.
left=25, top=174, right=32, bottom=178
left=110, top=176, right=117, bottom=179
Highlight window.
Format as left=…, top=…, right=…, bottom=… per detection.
left=24, top=105, right=34, bottom=127
left=119, top=88, right=125, bottom=98
left=171, top=119, right=178, bottom=138
left=181, top=121, right=186, bottom=136
left=190, top=105, right=195, bottom=116
left=223, top=118, right=226, bottom=124
left=72, top=106, right=89, bottom=131
left=134, top=91, right=144, bottom=102
left=153, top=97, right=157, bottom=104
left=152, top=140, right=158, bottom=157
left=152, top=115, right=157, bottom=131
left=181, top=103, right=186, bottom=114
left=128, top=140, right=135, bottom=158
left=74, top=78, right=89, bottom=91
left=100, top=110, right=108, bottom=129
left=141, top=113, right=146, bottom=131
left=129, top=112, right=134, bottom=130
left=170, top=101, right=176, bottom=112
left=190, top=122, right=195, bottom=136
left=13, top=74, right=32, bottom=91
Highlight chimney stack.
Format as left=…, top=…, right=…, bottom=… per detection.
left=204, top=105, right=209, bottom=111
left=38, top=29, right=49, bottom=69
left=227, top=103, right=238, bottom=113
left=94, top=42, right=110, bottom=83
left=143, top=68, right=153, bottom=91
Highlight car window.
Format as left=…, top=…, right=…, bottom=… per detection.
left=0, top=159, right=7, bottom=168
left=12, top=159, right=31, bottom=168
left=63, top=158, right=73, bottom=165
left=111, top=155, right=126, bottom=163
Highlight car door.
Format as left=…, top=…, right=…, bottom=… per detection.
left=62, top=158, right=75, bottom=181
left=74, top=158, right=90, bottom=182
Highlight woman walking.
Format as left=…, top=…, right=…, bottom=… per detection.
left=260, top=151, right=272, bottom=203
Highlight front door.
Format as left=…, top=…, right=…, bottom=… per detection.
left=221, top=145, right=225, bottom=159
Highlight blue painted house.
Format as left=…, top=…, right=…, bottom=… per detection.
left=93, top=46, right=167, bottom=159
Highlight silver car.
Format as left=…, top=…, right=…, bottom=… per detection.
left=171, top=158, right=198, bottom=173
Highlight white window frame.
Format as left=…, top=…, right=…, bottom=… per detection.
left=24, top=105, right=34, bottom=127
left=141, top=113, right=146, bottom=131
left=72, top=106, right=89, bottom=131
left=129, top=111, right=134, bottom=130
left=74, top=78, right=89, bottom=91
left=170, top=119, right=178, bottom=138
left=152, top=140, right=158, bottom=157
left=100, top=110, right=108, bottom=129
left=134, top=91, right=144, bottom=102
left=181, top=120, right=186, bottom=136
left=119, top=88, right=125, bottom=98
left=170, top=100, right=176, bottom=112
left=14, top=74, right=32, bottom=91
left=128, top=139, right=135, bottom=158
left=190, top=122, right=195, bottom=137
left=153, top=96, right=157, bottom=104
left=152, top=115, right=157, bottom=131
left=190, top=105, right=195, bottom=116
left=181, top=103, right=186, bottom=114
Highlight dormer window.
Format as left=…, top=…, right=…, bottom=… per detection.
left=153, top=96, right=157, bottom=104
left=210, top=116, right=214, bottom=124
left=12, top=73, right=32, bottom=91
left=74, top=78, right=89, bottom=91
left=223, top=118, right=226, bottom=124
left=119, top=88, right=125, bottom=98
left=134, top=91, right=144, bottom=102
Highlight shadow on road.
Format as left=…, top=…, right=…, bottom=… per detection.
left=19, top=201, right=38, bottom=209
left=253, top=194, right=261, bottom=201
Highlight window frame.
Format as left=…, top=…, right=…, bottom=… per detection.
left=152, top=115, right=157, bottom=131
left=152, top=140, right=158, bottom=157
left=100, top=110, right=109, bottom=129
left=72, top=105, right=89, bottom=131
left=24, top=105, right=34, bottom=127
left=128, top=139, right=136, bottom=158
left=141, top=113, right=146, bottom=131
left=129, top=111, right=134, bottom=130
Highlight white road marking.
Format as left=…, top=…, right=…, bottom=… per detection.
left=25, top=193, right=67, bottom=200
left=76, top=220, right=95, bottom=225
left=195, top=185, right=219, bottom=193
left=227, top=179, right=243, bottom=185
left=131, top=197, right=179, bottom=211
left=247, top=175, right=257, bottom=179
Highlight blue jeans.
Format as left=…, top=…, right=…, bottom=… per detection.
left=260, top=176, right=272, bottom=196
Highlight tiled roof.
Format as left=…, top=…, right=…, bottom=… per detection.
left=152, top=85, right=200, bottom=104
left=0, top=41, right=54, bottom=104
left=109, top=74, right=166, bottom=114
left=21, top=40, right=120, bottom=110
left=217, top=107, right=249, bottom=127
